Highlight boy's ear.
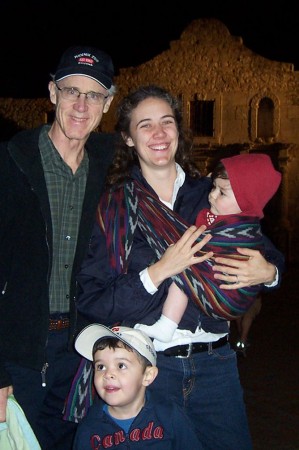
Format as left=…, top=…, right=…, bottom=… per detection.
left=142, top=366, right=158, bottom=386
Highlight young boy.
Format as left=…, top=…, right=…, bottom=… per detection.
left=135, top=153, right=282, bottom=342
left=73, top=324, right=203, bottom=449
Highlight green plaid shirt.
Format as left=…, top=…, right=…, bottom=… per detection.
left=39, top=126, right=88, bottom=313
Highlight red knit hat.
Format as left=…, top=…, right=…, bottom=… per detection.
left=221, top=153, right=282, bottom=218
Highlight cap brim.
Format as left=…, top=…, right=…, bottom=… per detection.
left=75, top=324, right=156, bottom=365
left=75, top=324, right=116, bottom=361
left=54, top=69, right=112, bottom=89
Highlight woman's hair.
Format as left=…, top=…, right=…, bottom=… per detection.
left=105, top=84, right=201, bottom=186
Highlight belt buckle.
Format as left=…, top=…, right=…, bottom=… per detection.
left=176, top=343, right=192, bottom=358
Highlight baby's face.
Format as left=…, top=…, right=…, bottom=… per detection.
left=209, top=178, right=241, bottom=216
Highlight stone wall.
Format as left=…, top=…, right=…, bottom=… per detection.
left=0, top=98, right=52, bottom=133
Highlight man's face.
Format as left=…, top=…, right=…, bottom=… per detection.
left=48, top=75, right=113, bottom=142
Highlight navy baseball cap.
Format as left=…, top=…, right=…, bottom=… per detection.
left=53, top=45, right=114, bottom=89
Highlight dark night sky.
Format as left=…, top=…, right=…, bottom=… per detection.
left=1, top=0, right=299, bottom=98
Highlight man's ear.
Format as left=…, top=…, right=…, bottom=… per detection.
left=48, top=81, right=57, bottom=106
left=103, top=95, right=114, bottom=114
left=142, top=366, right=158, bottom=387
left=121, top=132, right=134, bottom=147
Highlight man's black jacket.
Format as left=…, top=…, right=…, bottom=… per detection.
left=0, top=125, right=115, bottom=387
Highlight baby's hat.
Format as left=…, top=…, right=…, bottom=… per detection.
left=221, top=153, right=281, bottom=218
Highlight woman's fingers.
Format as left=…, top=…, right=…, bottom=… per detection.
left=175, top=225, right=207, bottom=248
left=152, top=226, right=214, bottom=281
left=212, top=247, right=276, bottom=289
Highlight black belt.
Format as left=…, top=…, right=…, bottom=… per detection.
left=163, top=336, right=228, bottom=358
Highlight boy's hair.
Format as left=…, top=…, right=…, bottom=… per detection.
left=93, top=337, right=152, bottom=369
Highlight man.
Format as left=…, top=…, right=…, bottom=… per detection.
left=0, top=45, right=116, bottom=449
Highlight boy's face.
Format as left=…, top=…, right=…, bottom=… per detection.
left=209, top=177, right=242, bottom=216
left=93, top=344, right=157, bottom=415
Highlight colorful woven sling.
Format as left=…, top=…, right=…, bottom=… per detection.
left=98, top=179, right=264, bottom=320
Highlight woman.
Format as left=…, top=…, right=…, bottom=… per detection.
left=72, top=85, right=284, bottom=450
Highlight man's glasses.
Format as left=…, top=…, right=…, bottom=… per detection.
left=55, top=84, right=109, bottom=106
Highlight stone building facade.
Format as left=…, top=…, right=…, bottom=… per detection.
left=0, top=18, right=298, bottom=263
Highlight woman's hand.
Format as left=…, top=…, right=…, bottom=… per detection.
left=148, top=225, right=213, bottom=287
left=212, top=247, right=277, bottom=288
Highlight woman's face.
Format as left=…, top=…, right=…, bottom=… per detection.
left=124, top=97, right=179, bottom=171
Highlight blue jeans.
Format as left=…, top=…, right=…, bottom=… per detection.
left=149, top=342, right=252, bottom=450
left=5, top=329, right=81, bottom=450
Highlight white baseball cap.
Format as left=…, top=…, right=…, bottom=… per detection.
left=75, top=324, right=157, bottom=366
